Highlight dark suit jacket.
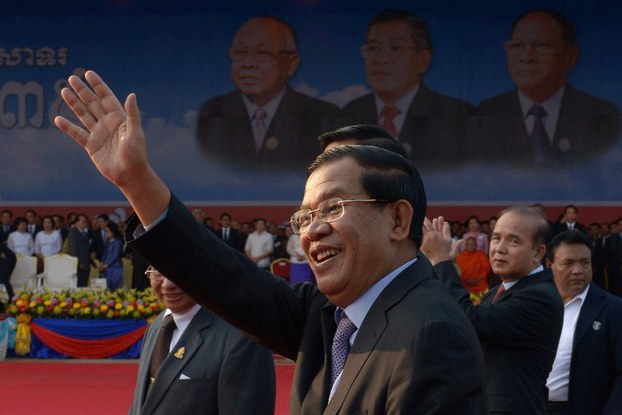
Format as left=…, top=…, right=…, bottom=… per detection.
left=605, top=233, right=622, bottom=296
left=434, top=261, right=564, bottom=414
left=129, top=307, right=276, bottom=415
left=473, top=85, right=621, bottom=163
left=340, top=84, right=473, bottom=167
left=216, top=227, right=245, bottom=252
left=552, top=222, right=588, bottom=237
left=67, top=227, right=91, bottom=270
left=196, top=86, right=339, bottom=171
left=126, top=195, right=488, bottom=414
left=0, top=225, right=14, bottom=244
left=563, top=284, right=622, bottom=415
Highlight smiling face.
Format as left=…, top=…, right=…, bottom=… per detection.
left=150, top=270, right=196, bottom=314
left=364, top=20, right=431, bottom=105
left=549, top=242, right=592, bottom=303
left=489, top=210, right=546, bottom=281
left=231, top=17, right=299, bottom=107
left=299, top=158, right=398, bottom=307
left=507, top=11, right=578, bottom=103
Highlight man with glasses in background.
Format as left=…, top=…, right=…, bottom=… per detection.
left=195, top=16, right=339, bottom=171
left=129, top=265, right=275, bottom=415
left=340, top=9, right=473, bottom=166
left=474, top=8, right=620, bottom=163
left=55, top=79, right=487, bottom=413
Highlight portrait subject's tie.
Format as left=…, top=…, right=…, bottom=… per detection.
left=381, top=105, right=401, bottom=138
left=528, top=104, right=551, bottom=161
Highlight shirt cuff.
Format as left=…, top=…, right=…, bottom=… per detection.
left=132, top=208, right=169, bottom=239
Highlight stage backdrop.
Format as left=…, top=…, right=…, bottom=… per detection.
left=0, top=0, right=620, bottom=206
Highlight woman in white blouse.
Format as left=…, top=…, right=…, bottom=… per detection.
left=34, top=216, right=63, bottom=260
left=7, top=217, right=34, bottom=256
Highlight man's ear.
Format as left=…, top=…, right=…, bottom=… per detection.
left=390, top=200, right=413, bottom=241
left=535, top=244, right=547, bottom=263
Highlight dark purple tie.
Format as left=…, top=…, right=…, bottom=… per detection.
left=528, top=105, right=551, bottom=161
left=149, top=314, right=176, bottom=383
left=331, top=312, right=357, bottom=386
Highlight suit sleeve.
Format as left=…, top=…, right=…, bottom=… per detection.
left=434, top=260, right=560, bottom=346
left=603, top=300, right=622, bottom=414
left=126, top=194, right=321, bottom=359
left=217, top=332, right=276, bottom=415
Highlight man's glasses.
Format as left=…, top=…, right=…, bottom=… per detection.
left=144, top=266, right=165, bottom=281
left=230, top=48, right=297, bottom=63
left=290, top=198, right=390, bottom=235
left=504, top=40, right=560, bottom=56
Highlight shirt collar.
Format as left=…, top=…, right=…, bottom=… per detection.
left=565, top=284, right=590, bottom=306
left=242, top=87, right=286, bottom=121
left=518, top=86, right=564, bottom=119
left=374, top=85, right=419, bottom=120
left=339, top=257, right=417, bottom=330
left=164, top=303, right=201, bottom=332
left=502, top=264, right=544, bottom=290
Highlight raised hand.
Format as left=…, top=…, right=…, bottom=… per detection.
left=54, top=70, right=148, bottom=189
left=54, top=70, right=170, bottom=226
left=421, top=216, right=453, bottom=266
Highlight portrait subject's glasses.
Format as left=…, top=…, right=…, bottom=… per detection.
left=229, top=48, right=297, bottom=63
left=360, top=43, right=416, bottom=60
left=504, top=40, right=560, bottom=56
left=290, top=198, right=391, bottom=235
left=144, top=266, right=165, bottom=281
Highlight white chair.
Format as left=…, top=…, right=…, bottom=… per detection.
left=38, top=254, right=78, bottom=290
left=9, top=253, right=37, bottom=291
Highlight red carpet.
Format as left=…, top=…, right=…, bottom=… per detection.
left=0, top=359, right=295, bottom=414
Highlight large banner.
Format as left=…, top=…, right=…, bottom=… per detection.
left=1, top=1, right=620, bottom=204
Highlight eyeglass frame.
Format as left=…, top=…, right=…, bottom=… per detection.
left=503, top=40, right=564, bottom=57
left=144, top=266, right=165, bottom=281
left=360, top=43, right=418, bottom=60
left=229, top=47, right=298, bottom=64
left=290, top=198, right=391, bottom=235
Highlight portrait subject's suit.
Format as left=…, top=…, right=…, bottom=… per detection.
left=562, top=283, right=622, bottom=415
left=473, top=85, right=621, bottom=163
left=340, top=84, right=473, bottom=166
left=126, top=195, right=488, bottom=415
left=434, top=261, right=564, bottom=414
left=196, top=87, right=339, bottom=171
left=128, top=307, right=276, bottom=415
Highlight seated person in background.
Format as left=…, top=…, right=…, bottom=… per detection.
left=129, top=266, right=275, bottom=415
left=98, top=222, right=124, bottom=290
left=7, top=217, right=34, bottom=256
left=0, top=245, right=17, bottom=300
left=34, top=216, right=63, bottom=271
left=455, top=237, right=491, bottom=300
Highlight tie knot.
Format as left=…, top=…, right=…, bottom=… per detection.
left=381, top=105, right=401, bottom=122
left=162, top=314, right=177, bottom=331
left=253, top=107, right=267, bottom=121
left=528, top=104, right=547, bottom=119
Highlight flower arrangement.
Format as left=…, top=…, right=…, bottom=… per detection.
left=7, top=288, right=164, bottom=320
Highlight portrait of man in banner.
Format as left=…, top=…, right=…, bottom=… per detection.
left=195, top=16, right=339, bottom=172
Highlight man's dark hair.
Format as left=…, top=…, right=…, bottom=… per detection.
left=309, top=145, right=426, bottom=247
left=318, top=124, right=398, bottom=150
left=497, top=206, right=550, bottom=246
left=358, top=138, right=408, bottom=158
left=564, top=204, right=577, bottom=214
left=510, top=9, right=578, bottom=46
left=220, top=212, right=231, bottom=220
left=548, top=230, right=593, bottom=261
left=96, top=213, right=110, bottom=222
left=367, top=9, right=431, bottom=51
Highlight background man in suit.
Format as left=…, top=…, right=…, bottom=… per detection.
left=129, top=265, right=275, bottom=415
left=545, top=230, right=622, bottom=415
left=55, top=76, right=487, bottom=414
left=474, top=8, right=621, bottom=163
left=552, top=205, right=587, bottom=236
left=24, top=209, right=42, bottom=237
left=340, top=9, right=473, bottom=166
left=67, top=214, right=92, bottom=287
left=196, top=16, right=339, bottom=171
left=0, top=210, right=14, bottom=245
left=422, top=207, right=564, bottom=414
left=91, top=213, right=110, bottom=261
left=217, top=212, right=244, bottom=252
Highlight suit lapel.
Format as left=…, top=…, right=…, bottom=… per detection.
left=572, top=285, right=604, bottom=351
left=324, top=257, right=426, bottom=415
left=141, top=309, right=213, bottom=415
